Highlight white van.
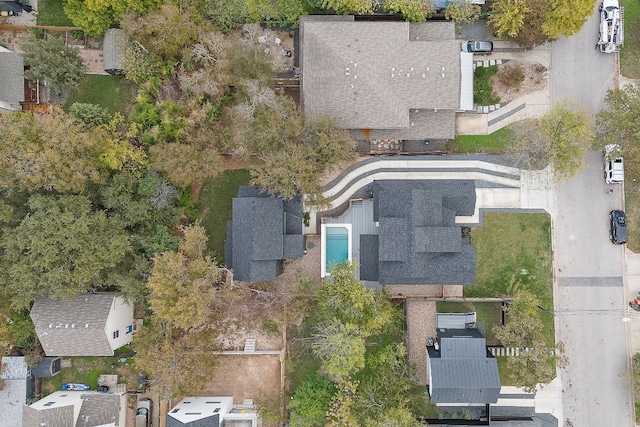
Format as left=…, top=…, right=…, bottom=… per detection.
left=605, top=144, right=624, bottom=184
left=135, top=398, right=151, bottom=427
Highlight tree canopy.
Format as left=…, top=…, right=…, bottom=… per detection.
left=64, top=0, right=163, bottom=36
left=20, top=34, right=85, bottom=94
left=1, top=195, right=131, bottom=309
left=493, top=289, right=568, bottom=393
left=507, top=100, right=594, bottom=181
left=383, top=0, right=435, bottom=22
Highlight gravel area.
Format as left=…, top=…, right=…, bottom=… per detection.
left=491, top=60, right=548, bottom=104
left=406, top=300, right=437, bottom=386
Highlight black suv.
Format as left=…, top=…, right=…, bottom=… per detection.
left=610, top=210, right=627, bottom=244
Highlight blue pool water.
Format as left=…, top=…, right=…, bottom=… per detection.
left=325, top=227, right=349, bottom=271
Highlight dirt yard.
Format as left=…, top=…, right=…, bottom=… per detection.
left=406, top=300, right=437, bottom=386
left=202, top=354, right=282, bottom=404
left=491, top=60, right=548, bottom=103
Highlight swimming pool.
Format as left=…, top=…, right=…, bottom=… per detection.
left=321, top=224, right=352, bottom=277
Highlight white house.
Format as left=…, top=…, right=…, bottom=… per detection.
left=30, top=293, right=136, bottom=357
left=166, top=396, right=258, bottom=427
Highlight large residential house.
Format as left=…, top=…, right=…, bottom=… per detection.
left=300, top=17, right=473, bottom=141
left=225, top=186, right=304, bottom=282
left=30, top=293, right=136, bottom=357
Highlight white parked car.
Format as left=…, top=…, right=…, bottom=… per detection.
left=605, top=144, right=624, bottom=184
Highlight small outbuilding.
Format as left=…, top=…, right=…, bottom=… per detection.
left=103, top=29, right=126, bottom=75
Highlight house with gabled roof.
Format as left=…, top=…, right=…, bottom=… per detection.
left=300, top=17, right=473, bottom=141
left=166, top=396, right=258, bottom=427
left=225, top=186, right=304, bottom=282
left=22, top=389, right=126, bottom=427
left=0, top=46, right=24, bottom=113
left=426, top=325, right=501, bottom=405
left=30, top=293, right=135, bottom=357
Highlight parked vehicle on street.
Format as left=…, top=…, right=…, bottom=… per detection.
left=610, top=210, right=627, bottom=244
left=460, top=40, right=493, bottom=55
left=62, top=383, right=90, bottom=391
left=135, top=397, right=152, bottom=427
left=598, top=0, right=624, bottom=53
left=604, top=144, right=624, bottom=184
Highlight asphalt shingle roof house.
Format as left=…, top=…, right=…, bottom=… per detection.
left=22, top=390, right=125, bottom=427
left=30, top=293, right=135, bottom=357
left=300, top=17, right=468, bottom=141
left=166, top=396, right=258, bottom=427
left=358, top=180, right=477, bottom=286
left=426, top=326, right=501, bottom=405
left=0, top=46, right=24, bottom=112
left=225, top=186, right=304, bottom=282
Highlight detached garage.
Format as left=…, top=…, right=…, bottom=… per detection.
left=103, top=29, right=126, bottom=74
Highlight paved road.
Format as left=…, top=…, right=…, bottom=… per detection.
left=551, top=152, right=633, bottom=427
left=551, top=3, right=616, bottom=112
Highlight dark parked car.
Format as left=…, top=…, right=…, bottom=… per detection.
left=610, top=210, right=627, bottom=244
left=460, top=40, right=494, bottom=55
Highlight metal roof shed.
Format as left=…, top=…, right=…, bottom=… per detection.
left=103, top=29, right=126, bottom=75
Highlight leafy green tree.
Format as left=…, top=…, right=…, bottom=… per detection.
left=1, top=195, right=131, bottom=309
left=150, top=142, right=222, bottom=189
left=147, top=224, right=229, bottom=330
left=20, top=34, right=85, bottom=93
left=250, top=116, right=355, bottom=205
left=204, top=0, right=248, bottom=33
left=444, top=0, right=481, bottom=26
left=245, top=0, right=306, bottom=25
left=383, top=0, right=434, bottom=22
left=289, top=373, right=337, bottom=427
left=488, top=0, right=530, bottom=38
left=493, top=289, right=568, bottom=393
left=316, top=261, right=393, bottom=335
left=68, top=103, right=112, bottom=127
left=543, top=0, right=594, bottom=39
left=322, top=0, right=376, bottom=14
left=9, top=309, right=36, bottom=349
left=64, top=0, right=163, bottom=36
left=507, top=100, right=594, bottom=181
left=541, top=100, right=595, bottom=180
left=133, top=317, right=219, bottom=400
left=313, top=320, right=367, bottom=380
left=597, top=84, right=640, bottom=181
left=326, top=380, right=359, bottom=427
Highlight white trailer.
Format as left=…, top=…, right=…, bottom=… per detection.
left=598, top=0, right=624, bottom=53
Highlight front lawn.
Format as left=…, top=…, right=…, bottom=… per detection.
left=625, top=187, right=640, bottom=252
left=445, top=127, right=513, bottom=154
left=197, top=169, right=251, bottom=260
left=474, top=65, right=500, bottom=105
left=621, top=0, right=640, bottom=78
left=64, top=75, right=134, bottom=117
left=36, top=0, right=74, bottom=26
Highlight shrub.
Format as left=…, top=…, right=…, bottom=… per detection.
left=474, top=65, right=500, bottom=105
left=497, top=63, right=525, bottom=88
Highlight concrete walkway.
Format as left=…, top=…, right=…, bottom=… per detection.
left=456, top=41, right=552, bottom=136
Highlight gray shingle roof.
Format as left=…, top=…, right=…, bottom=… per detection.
left=359, top=234, right=379, bottom=281
left=373, top=180, right=476, bottom=285
left=428, top=327, right=501, bottom=404
left=1, top=357, right=28, bottom=427
left=166, top=413, right=220, bottom=427
left=23, top=405, right=75, bottom=427
left=76, top=393, right=121, bottom=427
left=30, top=293, right=121, bottom=357
left=301, top=17, right=460, bottom=139
left=225, top=186, right=303, bottom=282
left=103, top=29, right=125, bottom=73
left=0, top=47, right=24, bottom=107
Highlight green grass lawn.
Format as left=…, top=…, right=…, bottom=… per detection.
left=445, top=127, right=513, bottom=154
left=474, top=65, right=500, bottom=105
left=198, top=169, right=251, bottom=261
left=42, top=351, right=139, bottom=394
left=625, top=188, right=640, bottom=252
left=64, top=75, right=134, bottom=117
left=621, top=0, right=640, bottom=78
left=36, top=0, right=74, bottom=26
